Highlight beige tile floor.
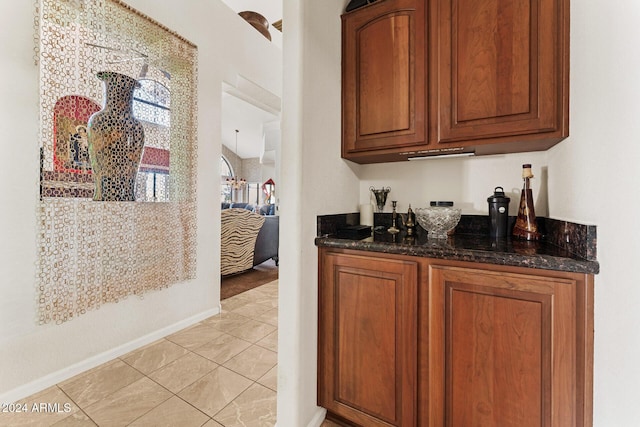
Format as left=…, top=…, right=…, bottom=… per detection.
left=0, top=281, right=280, bottom=427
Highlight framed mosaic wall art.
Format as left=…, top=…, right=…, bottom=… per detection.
left=35, top=0, right=198, bottom=324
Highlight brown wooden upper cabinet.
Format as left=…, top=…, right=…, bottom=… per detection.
left=342, top=0, right=569, bottom=163
left=342, top=0, right=427, bottom=163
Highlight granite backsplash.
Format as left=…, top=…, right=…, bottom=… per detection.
left=317, top=212, right=597, bottom=262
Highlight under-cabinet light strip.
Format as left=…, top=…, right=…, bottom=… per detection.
left=408, top=152, right=475, bottom=161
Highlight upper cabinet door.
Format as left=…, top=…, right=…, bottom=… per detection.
left=434, top=0, right=569, bottom=152
left=342, top=0, right=427, bottom=162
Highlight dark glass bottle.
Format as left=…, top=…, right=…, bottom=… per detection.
left=513, top=164, right=541, bottom=240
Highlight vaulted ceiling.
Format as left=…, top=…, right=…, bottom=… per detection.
left=218, top=0, right=282, bottom=160
left=220, top=0, right=283, bottom=49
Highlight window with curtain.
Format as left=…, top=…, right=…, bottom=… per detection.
left=134, top=79, right=171, bottom=202
left=221, top=156, right=233, bottom=202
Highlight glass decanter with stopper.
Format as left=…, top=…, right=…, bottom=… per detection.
left=513, top=164, right=541, bottom=241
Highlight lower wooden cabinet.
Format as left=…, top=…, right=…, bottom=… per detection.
left=318, top=250, right=419, bottom=426
left=318, top=248, right=594, bottom=427
left=425, top=264, right=593, bottom=427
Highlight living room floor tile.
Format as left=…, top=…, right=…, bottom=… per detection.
left=166, top=322, right=225, bottom=350
left=256, top=307, right=278, bottom=326
left=193, top=332, right=253, bottom=364
left=245, top=289, right=278, bottom=308
left=230, top=302, right=272, bottom=319
left=203, top=310, right=252, bottom=332
left=178, top=367, right=252, bottom=417
left=121, top=339, right=190, bottom=375
left=213, top=383, right=277, bottom=427
left=257, top=365, right=278, bottom=391
left=52, top=410, right=97, bottom=426
left=128, top=395, right=209, bottom=427
left=256, top=330, right=278, bottom=353
left=255, top=296, right=279, bottom=309
left=83, top=377, right=172, bottom=427
left=244, top=285, right=276, bottom=298
left=226, top=319, right=277, bottom=343
left=221, top=294, right=253, bottom=311
left=58, top=359, right=144, bottom=408
left=148, top=352, right=219, bottom=393
left=223, top=345, right=277, bottom=381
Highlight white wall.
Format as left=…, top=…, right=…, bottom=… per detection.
left=278, top=0, right=361, bottom=425
left=359, top=151, right=549, bottom=217
left=548, top=2, right=640, bottom=425
left=0, top=0, right=282, bottom=402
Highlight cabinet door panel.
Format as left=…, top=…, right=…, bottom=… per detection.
left=456, top=0, right=531, bottom=122
left=336, top=270, right=398, bottom=419
left=428, top=265, right=577, bottom=427
left=319, top=251, right=418, bottom=426
left=448, top=284, right=550, bottom=427
left=342, top=0, right=426, bottom=156
left=435, top=0, right=568, bottom=144
left=358, top=13, right=411, bottom=136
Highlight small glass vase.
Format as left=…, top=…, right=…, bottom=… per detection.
left=370, top=186, right=391, bottom=213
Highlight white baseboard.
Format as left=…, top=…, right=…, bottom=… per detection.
left=0, top=306, right=220, bottom=404
left=272, top=407, right=326, bottom=427
left=306, top=407, right=328, bottom=427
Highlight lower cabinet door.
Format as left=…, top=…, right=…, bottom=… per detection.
left=427, top=264, right=582, bottom=427
left=318, top=250, right=418, bottom=426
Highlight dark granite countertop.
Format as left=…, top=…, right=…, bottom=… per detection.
left=315, top=214, right=600, bottom=275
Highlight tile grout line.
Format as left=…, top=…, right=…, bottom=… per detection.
left=12, top=280, right=280, bottom=427
left=54, top=385, right=100, bottom=427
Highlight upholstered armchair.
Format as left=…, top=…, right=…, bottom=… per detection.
left=220, top=208, right=279, bottom=276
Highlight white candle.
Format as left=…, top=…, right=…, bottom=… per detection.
left=360, top=203, right=374, bottom=226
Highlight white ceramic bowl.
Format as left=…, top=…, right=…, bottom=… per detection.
left=415, top=206, right=461, bottom=238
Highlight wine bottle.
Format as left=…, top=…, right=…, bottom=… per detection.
left=513, top=164, right=542, bottom=241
